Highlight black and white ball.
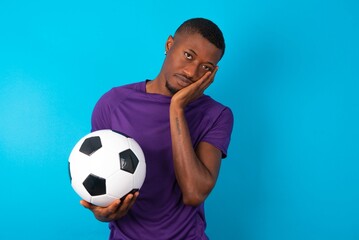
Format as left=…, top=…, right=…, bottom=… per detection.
left=68, top=129, right=146, bottom=207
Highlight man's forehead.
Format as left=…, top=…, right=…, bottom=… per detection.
left=174, top=31, right=203, bottom=41
left=173, top=32, right=222, bottom=63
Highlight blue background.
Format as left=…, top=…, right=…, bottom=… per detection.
left=0, top=0, right=358, bottom=239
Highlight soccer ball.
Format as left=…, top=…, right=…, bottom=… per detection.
left=68, top=129, right=146, bottom=207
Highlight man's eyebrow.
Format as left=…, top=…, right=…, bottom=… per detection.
left=188, top=49, right=216, bottom=67
left=188, top=49, right=198, bottom=56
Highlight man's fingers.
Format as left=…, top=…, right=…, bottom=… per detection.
left=207, top=67, right=219, bottom=82
left=198, top=67, right=218, bottom=91
left=199, top=67, right=218, bottom=86
left=80, top=200, right=93, bottom=209
left=80, top=193, right=138, bottom=222
left=128, top=192, right=139, bottom=209
left=119, top=194, right=134, bottom=212
left=107, top=199, right=122, bottom=212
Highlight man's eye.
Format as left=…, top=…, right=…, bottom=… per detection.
left=184, top=52, right=193, bottom=60
left=202, top=65, right=212, bottom=71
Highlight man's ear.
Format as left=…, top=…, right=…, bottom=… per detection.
left=165, top=35, right=174, bottom=53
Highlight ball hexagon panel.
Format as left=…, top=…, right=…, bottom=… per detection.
left=106, top=170, right=134, bottom=200
left=91, top=194, right=118, bottom=207
left=69, top=153, right=92, bottom=186
left=90, top=149, right=122, bottom=178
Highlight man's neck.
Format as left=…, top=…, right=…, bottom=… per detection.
left=146, top=77, right=172, bottom=97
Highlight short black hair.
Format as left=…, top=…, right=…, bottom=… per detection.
left=174, top=18, right=225, bottom=58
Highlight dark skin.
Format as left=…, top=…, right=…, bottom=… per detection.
left=81, top=31, right=224, bottom=221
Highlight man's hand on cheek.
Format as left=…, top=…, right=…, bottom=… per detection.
left=171, top=67, right=219, bottom=108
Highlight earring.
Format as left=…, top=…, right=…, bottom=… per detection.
left=164, top=51, right=167, bottom=55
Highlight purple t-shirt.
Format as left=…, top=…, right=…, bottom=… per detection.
left=91, top=81, right=233, bottom=240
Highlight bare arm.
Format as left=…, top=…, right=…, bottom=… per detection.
left=170, top=68, right=222, bottom=206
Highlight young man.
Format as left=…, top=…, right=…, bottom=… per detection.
left=81, top=18, right=234, bottom=239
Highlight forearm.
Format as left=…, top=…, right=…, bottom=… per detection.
left=169, top=105, right=216, bottom=206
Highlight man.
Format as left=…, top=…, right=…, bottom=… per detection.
left=80, top=18, right=234, bottom=239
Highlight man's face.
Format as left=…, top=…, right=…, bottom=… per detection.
left=162, top=32, right=223, bottom=95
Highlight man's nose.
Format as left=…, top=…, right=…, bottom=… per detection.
left=183, top=62, right=199, bottom=80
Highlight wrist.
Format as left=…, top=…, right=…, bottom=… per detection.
left=170, top=102, right=185, bottom=115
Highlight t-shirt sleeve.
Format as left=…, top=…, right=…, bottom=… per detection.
left=202, top=107, right=234, bottom=158
left=91, top=90, right=113, bottom=132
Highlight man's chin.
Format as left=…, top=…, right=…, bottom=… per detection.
left=165, top=81, right=179, bottom=95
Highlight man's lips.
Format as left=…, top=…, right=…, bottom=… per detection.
left=174, top=74, right=193, bottom=87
